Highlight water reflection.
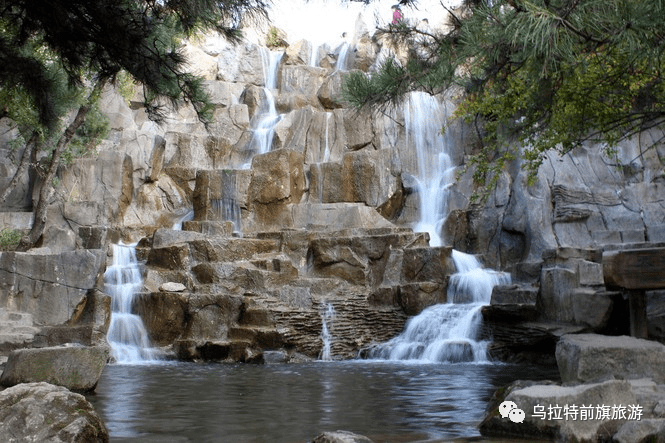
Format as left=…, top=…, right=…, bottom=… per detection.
left=88, top=361, right=559, bottom=443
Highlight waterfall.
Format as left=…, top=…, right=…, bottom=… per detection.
left=323, top=112, right=332, bottom=162
left=247, top=48, right=284, bottom=158
left=366, top=251, right=511, bottom=363
left=310, top=42, right=321, bottom=67
left=319, top=302, right=336, bottom=361
left=105, top=244, right=156, bottom=364
left=172, top=209, right=194, bottom=230
left=364, top=91, right=511, bottom=363
left=335, top=42, right=351, bottom=71
left=211, top=198, right=242, bottom=235
left=404, top=91, right=454, bottom=247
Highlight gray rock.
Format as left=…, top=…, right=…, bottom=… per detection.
left=480, top=379, right=637, bottom=442
left=0, top=249, right=106, bottom=325
left=280, top=65, right=327, bottom=96
left=613, top=418, right=665, bottom=443
left=556, top=334, right=665, bottom=384
left=317, top=70, right=346, bottom=109
left=0, top=382, right=108, bottom=443
left=312, top=430, right=374, bottom=443
left=0, top=345, right=109, bottom=392
left=159, top=282, right=187, bottom=292
left=262, top=350, right=289, bottom=364
left=216, top=41, right=264, bottom=85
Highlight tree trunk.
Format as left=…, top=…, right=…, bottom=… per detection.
left=0, top=131, right=38, bottom=204
left=16, top=80, right=106, bottom=251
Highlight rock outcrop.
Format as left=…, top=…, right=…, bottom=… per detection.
left=556, top=334, right=665, bottom=384
left=134, top=222, right=445, bottom=361
left=1, top=1, right=665, bottom=368
left=0, top=382, right=108, bottom=442
left=0, top=345, right=109, bottom=392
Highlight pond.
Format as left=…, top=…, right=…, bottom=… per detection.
left=87, top=360, right=559, bottom=443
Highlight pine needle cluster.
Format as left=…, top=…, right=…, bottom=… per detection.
left=342, top=0, right=665, bottom=195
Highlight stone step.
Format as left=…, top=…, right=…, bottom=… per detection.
left=490, top=284, right=538, bottom=305
left=0, top=309, right=34, bottom=325
left=0, top=325, right=40, bottom=335
left=227, top=326, right=284, bottom=348
left=0, top=333, right=36, bottom=353
left=239, top=306, right=275, bottom=327
left=192, top=260, right=299, bottom=290
left=182, top=220, right=235, bottom=236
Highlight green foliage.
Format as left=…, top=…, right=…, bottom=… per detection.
left=266, top=27, right=287, bottom=49
left=116, top=70, right=136, bottom=106
left=343, top=0, right=665, bottom=197
left=0, top=228, right=23, bottom=251
left=0, top=0, right=269, bottom=128
left=62, top=102, right=110, bottom=166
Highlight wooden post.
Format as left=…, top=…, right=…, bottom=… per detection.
left=603, top=248, right=665, bottom=339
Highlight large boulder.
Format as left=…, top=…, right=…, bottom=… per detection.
left=216, top=41, right=265, bottom=86
left=0, top=249, right=106, bottom=325
left=613, top=418, right=665, bottom=443
left=480, top=379, right=638, bottom=442
left=0, top=382, right=108, bottom=443
left=248, top=149, right=306, bottom=228
left=317, top=70, right=347, bottom=109
left=280, top=65, right=328, bottom=96
left=556, top=334, right=665, bottom=384
left=58, top=151, right=133, bottom=228
left=0, top=345, right=109, bottom=392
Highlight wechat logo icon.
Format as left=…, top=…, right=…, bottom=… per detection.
left=499, top=400, right=525, bottom=423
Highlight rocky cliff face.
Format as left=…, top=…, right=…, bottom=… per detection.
left=2, top=7, right=665, bottom=362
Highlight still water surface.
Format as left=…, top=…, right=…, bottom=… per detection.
left=88, top=361, right=558, bottom=443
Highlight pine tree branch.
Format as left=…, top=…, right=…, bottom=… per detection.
left=17, top=79, right=106, bottom=251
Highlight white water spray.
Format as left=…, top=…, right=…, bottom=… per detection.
left=367, top=252, right=510, bottom=363
left=211, top=198, right=242, bottom=235
left=366, top=91, right=511, bottom=363
left=404, top=91, right=454, bottom=247
left=172, top=209, right=194, bottom=230
left=335, top=42, right=351, bottom=71
left=248, top=48, right=284, bottom=158
left=105, top=244, right=156, bottom=364
left=320, top=303, right=336, bottom=361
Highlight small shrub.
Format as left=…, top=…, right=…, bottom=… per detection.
left=0, top=228, right=23, bottom=251
left=266, top=27, right=287, bottom=49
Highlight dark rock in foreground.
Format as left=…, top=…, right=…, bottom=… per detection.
left=0, top=382, right=108, bottom=443
left=0, top=345, right=109, bottom=392
left=556, top=333, right=665, bottom=384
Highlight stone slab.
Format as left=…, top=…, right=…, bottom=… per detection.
left=556, top=333, right=665, bottom=384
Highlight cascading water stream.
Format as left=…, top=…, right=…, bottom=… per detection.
left=404, top=91, right=455, bottom=247
left=172, top=209, right=194, bottom=230
left=366, top=251, right=510, bottom=363
left=319, top=302, right=336, bottom=361
left=105, top=244, right=156, bottom=364
left=365, top=91, right=511, bottom=363
left=335, top=42, right=351, bottom=71
left=247, top=48, right=284, bottom=160
left=211, top=198, right=242, bottom=235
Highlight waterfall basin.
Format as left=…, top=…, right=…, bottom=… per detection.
left=88, top=360, right=559, bottom=442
